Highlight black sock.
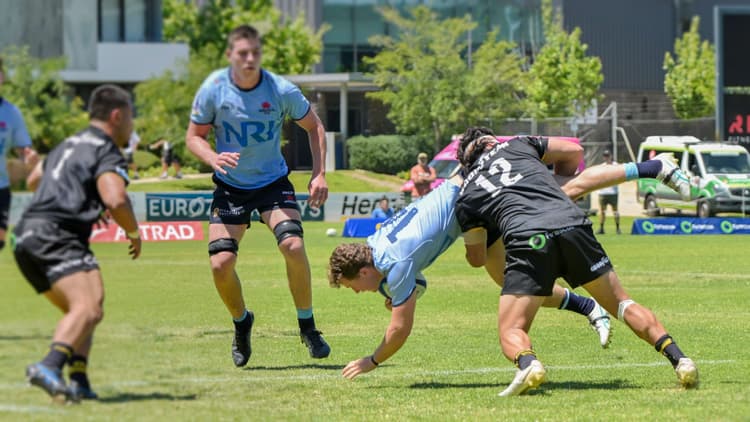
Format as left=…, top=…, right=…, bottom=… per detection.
left=298, top=316, right=316, bottom=333
left=69, top=355, right=90, bottom=388
left=0, top=240, right=5, bottom=250
left=637, top=160, right=662, bottom=179
left=233, top=310, right=253, bottom=329
left=558, top=289, right=595, bottom=316
left=655, top=334, right=686, bottom=368
left=41, top=342, right=73, bottom=370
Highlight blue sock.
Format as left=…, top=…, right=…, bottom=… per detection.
left=623, top=162, right=640, bottom=181
left=297, top=308, right=313, bottom=319
left=558, top=289, right=595, bottom=316
left=233, top=309, right=249, bottom=323
left=636, top=160, right=662, bottom=179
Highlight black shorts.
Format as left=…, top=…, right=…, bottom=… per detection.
left=209, top=175, right=300, bottom=226
left=12, top=219, right=99, bottom=294
left=502, top=225, right=613, bottom=296
left=163, top=150, right=181, bottom=166
left=125, top=151, right=134, bottom=164
left=599, top=194, right=618, bottom=209
left=0, top=187, right=9, bottom=230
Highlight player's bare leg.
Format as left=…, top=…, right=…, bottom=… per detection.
left=263, top=208, right=330, bottom=359
left=208, top=223, right=254, bottom=367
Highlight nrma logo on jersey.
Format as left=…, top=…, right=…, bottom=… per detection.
left=146, top=193, right=325, bottom=221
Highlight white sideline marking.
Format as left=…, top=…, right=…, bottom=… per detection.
left=0, top=359, right=731, bottom=390
left=0, top=403, right=65, bottom=414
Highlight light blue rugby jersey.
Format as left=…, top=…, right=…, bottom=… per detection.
left=0, top=98, right=32, bottom=188
left=367, top=181, right=462, bottom=307
left=190, top=68, right=311, bottom=189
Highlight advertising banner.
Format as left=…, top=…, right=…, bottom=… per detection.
left=145, top=192, right=324, bottom=221
left=631, top=218, right=750, bottom=235
left=90, top=221, right=204, bottom=242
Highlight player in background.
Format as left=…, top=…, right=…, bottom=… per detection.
left=12, top=84, right=141, bottom=402
left=0, top=56, right=38, bottom=252
left=456, top=127, right=697, bottom=396
left=186, top=24, right=330, bottom=367
left=327, top=139, right=692, bottom=380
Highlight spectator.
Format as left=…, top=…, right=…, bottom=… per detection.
left=371, top=196, right=394, bottom=219
left=149, top=138, right=183, bottom=179
left=124, top=131, right=140, bottom=179
left=409, top=152, right=436, bottom=199
left=597, top=150, right=620, bottom=234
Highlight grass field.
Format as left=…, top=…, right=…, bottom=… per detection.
left=2, top=218, right=750, bottom=421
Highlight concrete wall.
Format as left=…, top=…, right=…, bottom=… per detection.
left=0, top=0, right=63, bottom=58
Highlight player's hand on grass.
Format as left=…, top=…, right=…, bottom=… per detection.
left=128, top=236, right=141, bottom=260
left=342, top=356, right=378, bottom=380
left=211, top=152, right=240, bottom=174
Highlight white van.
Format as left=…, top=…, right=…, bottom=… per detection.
left=637, top=136, right=750, bottom=217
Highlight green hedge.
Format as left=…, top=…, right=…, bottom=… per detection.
left=347, top=135, right=432, bottom=175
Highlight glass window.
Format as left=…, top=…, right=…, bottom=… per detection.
left=125, top=0, right=147, bottom=42
left=100, top=0, right=122, bottom=42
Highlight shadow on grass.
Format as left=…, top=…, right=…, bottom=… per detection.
left=98, top=391, right=197, bottom=403
left=244, top=364, right=344, bottom=371
left=409, top=379, right=635, bottom=392
left=0, top=334, right=51, bottom=341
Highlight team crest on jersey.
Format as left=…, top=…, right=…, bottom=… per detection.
left=259, top=101, right=276, bottom=115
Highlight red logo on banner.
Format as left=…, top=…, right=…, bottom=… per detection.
left=728, top=114, right=750, bottom=134
left=90, top=221, right=204, bottom=243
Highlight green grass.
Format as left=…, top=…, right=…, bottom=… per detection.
left=2, top=218, right=750, bottom=420
left=126, top=170, right=405, bottom=192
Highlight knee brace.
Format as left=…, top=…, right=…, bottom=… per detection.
left=617, top=299, right=635, bottom=321
left=208, top=238, right=239, bottom=256
left=273, top=220, right=304, bottom=245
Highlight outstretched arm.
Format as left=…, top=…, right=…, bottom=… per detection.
left=342, top=292, right=416, bottom=379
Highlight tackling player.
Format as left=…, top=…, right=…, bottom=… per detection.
left=12, top=84, right=141, bottom=402
left=456, top=127, right=698, bottom=396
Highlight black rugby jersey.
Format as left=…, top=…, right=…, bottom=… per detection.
left=456, top=136, right=589, bottom=242
left=22, top=126, right=128, bottom=234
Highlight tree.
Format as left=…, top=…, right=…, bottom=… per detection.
left=364, top=6, right=473, bottom=152
left=525, top=0, right=603, bottom=120
left=663, top=16, right=715, bottom=119
left=133, top=45, right=222, bottom=171
left=162, top=0, right=327, bottom=74
left=466, top=29, right=527, bottom=127
left=136, top=0, right=329, bottom=168
left=365, top=6, right=526, bottom=152
left=0, top=46, right=88, bottom=152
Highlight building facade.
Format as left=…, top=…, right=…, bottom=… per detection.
left=0, top=0, right=188, bottom=99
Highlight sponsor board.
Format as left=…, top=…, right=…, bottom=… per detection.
left=10, top=192, right=147, bottom=226
left=631, top=218, right=750, bottom=235
left=145, top=192, right=324, bottom=221
left=90, top=221, right=204, bottom=242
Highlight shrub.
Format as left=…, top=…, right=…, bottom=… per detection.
left=347, top=135, right=432, bottom=175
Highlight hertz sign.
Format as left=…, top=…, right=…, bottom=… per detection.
left=716, top=7, right=750, bottom=151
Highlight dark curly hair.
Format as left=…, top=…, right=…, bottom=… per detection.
left=457, top=126, right=497, bottom=168
left=328, top=243, right=373, bottom=288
